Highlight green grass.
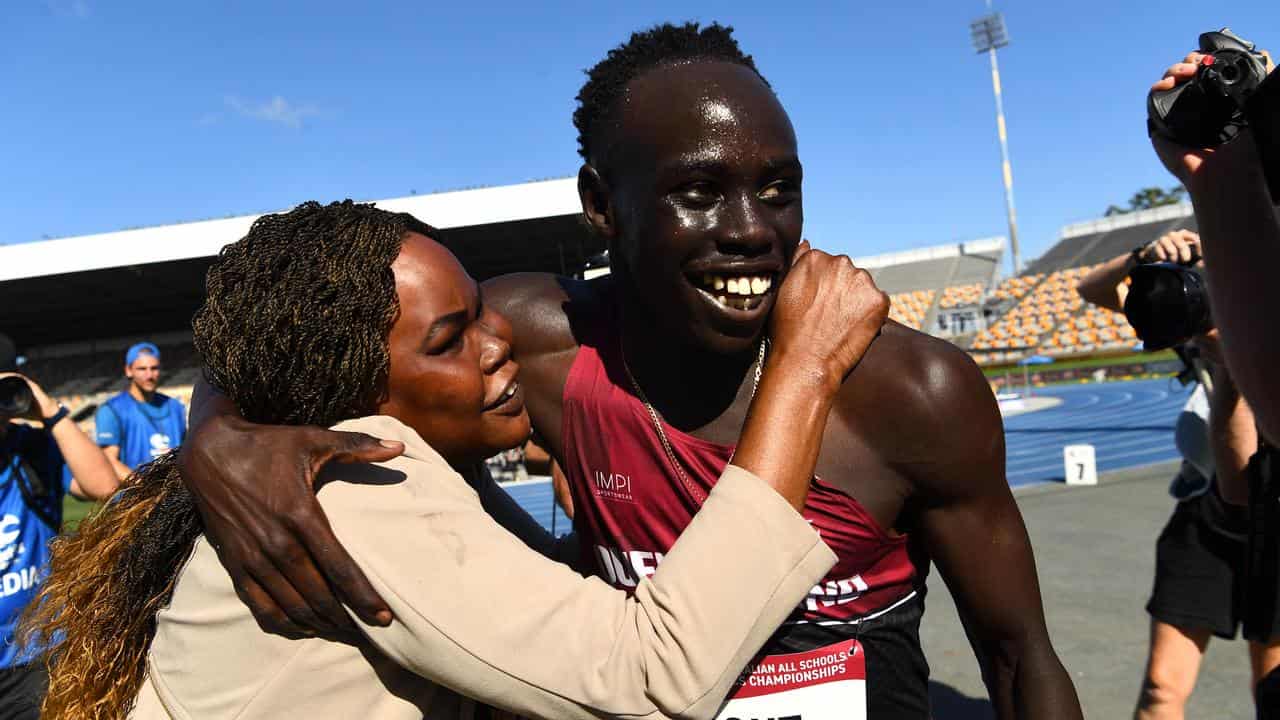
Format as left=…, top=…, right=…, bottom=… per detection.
left=980, top=349, right=1177, bottom=377
left=61, top=495, right=97, bottom=532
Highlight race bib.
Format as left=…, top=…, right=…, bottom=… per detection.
left=717, top=639, right=866, bottom=720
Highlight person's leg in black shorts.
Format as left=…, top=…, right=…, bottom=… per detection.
left=0, top=662, right=47, bottom=720
left=1138, top=490, right=1245, bottom=719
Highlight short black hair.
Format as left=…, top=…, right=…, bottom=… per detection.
left=572, top=21, right=769, bottom=164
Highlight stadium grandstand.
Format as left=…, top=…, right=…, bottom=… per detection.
left=855, top=237, right=1005, bottom=337
left=0, top=178, right=605, bottom=433
left=805, top=202, right=1198, bottom=372
left=969, top=203, right=1196, bottom=365
left=1, top=175, right=1201, bottom=438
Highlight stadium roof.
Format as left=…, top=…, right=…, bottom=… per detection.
left=858, top=237, right=1005, bottom=295
left=854, top=236, right=1004, bottom=269
left=0, top=178, right=582, bottom=282
left=2, top=178, right=604, bottom=349
left=1023, top=203, right=1195, bottom=276
left=1057, top=202, right=1193, bottom=241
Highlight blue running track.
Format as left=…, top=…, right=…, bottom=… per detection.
left=502, top=378, right=1194, bottom=533
left=1004, top=377, right=1192, bottom=488
left=501, top=481, right=574, bottom=537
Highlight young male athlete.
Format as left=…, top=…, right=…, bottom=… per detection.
left=95, top=342, right=187, bottom=480
left=180, top=23, right=1081, bottom=719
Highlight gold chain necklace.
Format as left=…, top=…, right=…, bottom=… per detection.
left=620, top=336, right=769, bottom=504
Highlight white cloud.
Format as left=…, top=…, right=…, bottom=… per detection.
left=224, top=95, right=320, bottom=129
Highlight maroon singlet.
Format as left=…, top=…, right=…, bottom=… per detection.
left=559, top=289, right=932, bottom=718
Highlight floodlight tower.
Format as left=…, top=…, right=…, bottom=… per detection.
left=969, top=5, right=1022, bottom=275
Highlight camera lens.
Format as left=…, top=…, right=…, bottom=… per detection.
left=0, top=376, right=33, bottom=417
left=1124, top=263, right=1213, bottom=351
left=1221, top=62, right=1242, bottom=84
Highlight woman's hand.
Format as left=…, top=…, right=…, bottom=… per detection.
left=768, top=241, right=890, bottom=392
left=733, top=242, right=889, bottom=511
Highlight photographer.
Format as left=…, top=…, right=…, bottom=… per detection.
left=1150, top=49, right=1280, bottom=446
left=1077, top=229, right=1201, bottom=315
left=1077, top=244, right=1277, bottom=718
left=0, top=334, right=119, bottom=719
left=1142, top=37, right=1280, bottom=715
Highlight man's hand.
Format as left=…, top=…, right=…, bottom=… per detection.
left=2, top=371, right=120, bottom=499
left=178, top=410, right=403, bottom=637
left=1151, top=50, right=1275, bottom=186
left=1138, top=229, right=1201, bottom=265
left=0, top=372, right=59, bottom=421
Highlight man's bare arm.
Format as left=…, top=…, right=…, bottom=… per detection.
left=101, top=446, right=133, bottom=482
left=1151, top=52, right=1280, bottom=442
left=1183, top=139, right=1280, bottom=443
left=1076, top=231, right=1201, bottom=313
left=1207, top=361, right=1259, bottom=505
left=0, top=372, right=119, bottom=501
left=1075, top=253, right=1133, bottom=313
left=179, top=378, right=402, bottom=635
left=481, top=272, right=581, bottom=460
left=175, top=271, right=577, bottom=638
left=895, top=347, right=1082, bottom=719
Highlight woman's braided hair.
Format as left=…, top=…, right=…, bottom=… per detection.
left=19, top=200, right=436, bottom=720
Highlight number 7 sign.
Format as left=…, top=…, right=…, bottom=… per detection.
left=1063, top=444, right=1098, bottom=486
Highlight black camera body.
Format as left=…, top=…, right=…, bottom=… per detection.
left=0, top=376, right=34, bottom=418
left=1124, top=259, right=1213, bottom=351
left=1148, top=29, right=1269, bottom=147
left=1148, top=28, right=1280, bottom=202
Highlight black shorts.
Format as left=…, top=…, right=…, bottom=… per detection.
left=0, top=663, right=46, bottom=720
left=1147, top=488, right=1253, bottom=640
left=767, top=591, right=931, bottom=718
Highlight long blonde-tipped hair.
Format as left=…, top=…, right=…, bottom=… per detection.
left=18, top=200, right=434, bottom=719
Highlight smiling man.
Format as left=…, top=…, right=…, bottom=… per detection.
left=180, top=22, right=1081, bottom=719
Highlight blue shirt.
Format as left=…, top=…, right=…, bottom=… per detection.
left=0, top=423, right=72, bottom=668
left=95, top=392, right=187, bottom=469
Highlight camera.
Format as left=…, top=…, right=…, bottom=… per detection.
left=1148, top=29, right=1269, bottom=147
left=1148, top=28, right=1280, bottom=202
left=1124, top=256, right=1212, bottom=352
left=0, top=376, right=34, bottom=418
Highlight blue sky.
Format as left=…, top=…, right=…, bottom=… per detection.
left=4, top=1, right=1277, bottom=273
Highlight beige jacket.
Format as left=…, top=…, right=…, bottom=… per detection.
left=131, top=415, right=835, bottom=720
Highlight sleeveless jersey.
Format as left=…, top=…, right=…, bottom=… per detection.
left=560, top=294, right=932, bottom=718
left=94, top=392, right=186, bottom=470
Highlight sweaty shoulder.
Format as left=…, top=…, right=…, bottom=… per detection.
left=482, top=273, right=616, bottom=455
left=833, top=322, right=1003, bottom=491
left=482, top=272, right=613, bottom=358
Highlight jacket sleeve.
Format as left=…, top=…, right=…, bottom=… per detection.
left=319, top=459, right=835, bottom=720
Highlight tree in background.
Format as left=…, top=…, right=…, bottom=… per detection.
left=1105, top=186, right=1187, bottom=216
